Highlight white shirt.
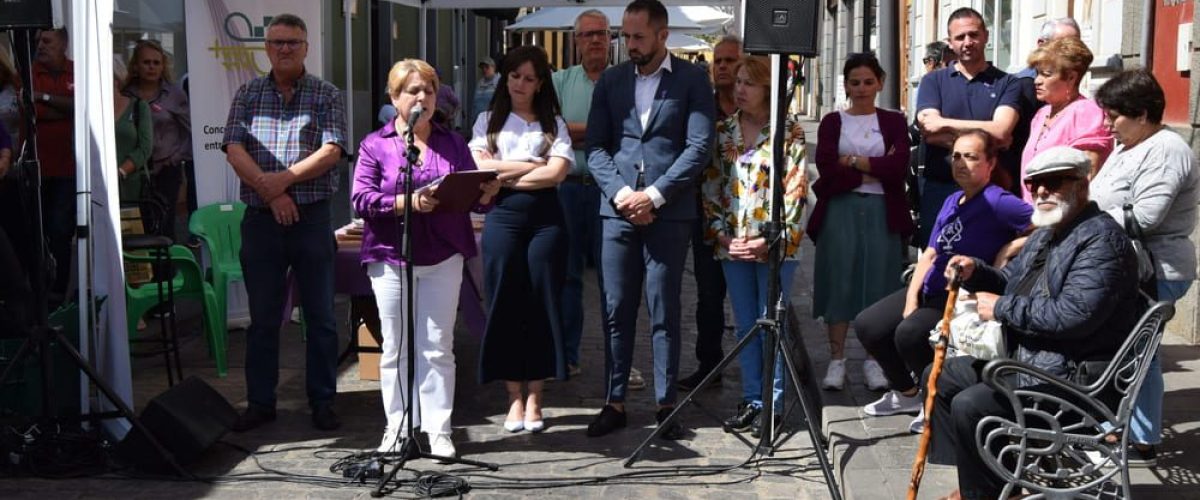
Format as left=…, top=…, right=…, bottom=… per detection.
left=634, top=55, right=671, bottom=131
left=837, top=111, right=886, bottom=195
left=467, top=111, right=574, bottom=167
left=616, top=54, right=672, bottom=208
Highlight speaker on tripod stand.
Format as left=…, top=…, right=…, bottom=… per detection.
left=626, top=2, right=840, bottom=498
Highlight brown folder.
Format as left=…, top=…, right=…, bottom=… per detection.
left=421, top=170, right=499, bottom=213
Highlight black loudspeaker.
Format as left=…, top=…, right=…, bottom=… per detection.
left=741, top=0, right=821, bottom=56
left=0, top=0, right=54, bottom=29
left=115, top=376, right=237, bottom=473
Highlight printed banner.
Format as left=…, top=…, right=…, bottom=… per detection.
left=184, top=0, right=324, bottom=205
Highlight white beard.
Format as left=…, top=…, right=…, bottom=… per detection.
left=1031, top=192, right=1074, bottom=227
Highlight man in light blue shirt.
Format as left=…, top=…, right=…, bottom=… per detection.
left=472, top=57, right=499, bottom=120
left=553, top=9, right=611, bottom=380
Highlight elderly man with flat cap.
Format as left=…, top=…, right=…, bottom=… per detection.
left=931, top=146, right=1143, bottom=500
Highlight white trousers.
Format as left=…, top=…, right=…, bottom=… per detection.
left=367, top=255, right=463, bottom=435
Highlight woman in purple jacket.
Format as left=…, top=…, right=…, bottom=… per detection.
left=809, top=53, right=913, bottom=392
left=352, top=59, right=500, bottom=459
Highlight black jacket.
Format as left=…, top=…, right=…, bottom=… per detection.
left=965, top=202, right=1141, bottom=369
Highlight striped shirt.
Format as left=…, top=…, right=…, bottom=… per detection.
left=222, top=72, right=348, bottom=207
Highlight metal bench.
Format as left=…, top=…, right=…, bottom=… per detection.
left=973, top=299, right=1174, bottom=499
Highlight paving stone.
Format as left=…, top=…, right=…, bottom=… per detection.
left=6, top=117, right=1198, bottom=499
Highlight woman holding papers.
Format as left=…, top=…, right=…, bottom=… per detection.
left=470, top=46, right=572, bottom=434
left=352, top=58, right=500, bottom=459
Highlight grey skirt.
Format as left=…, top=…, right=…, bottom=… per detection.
left=812, top=193, right=905, bottom=324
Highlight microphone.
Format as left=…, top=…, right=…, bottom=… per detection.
left=406, top=104, right=425, bottom=130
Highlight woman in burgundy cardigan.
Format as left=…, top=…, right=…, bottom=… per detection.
left=808, top=53, right=913, bottom=392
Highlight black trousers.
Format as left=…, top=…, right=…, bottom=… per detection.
left=690, top=211, right=726, bottom=371
left=923, top=355, right=1118, bottom=500
left=853, top=287, right=946, bottom=392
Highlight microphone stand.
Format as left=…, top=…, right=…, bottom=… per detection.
left=372, top=119, right=498, bottom=498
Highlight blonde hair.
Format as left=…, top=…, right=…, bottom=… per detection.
left=0, top=49, right=18, bottom=90
left=1027, top=37, right=1093, bottom=85
left=126, top=39, right=174, bottom=84
left=113, top=55, right=128, bottom=86
left=734, top=55, right=772, bottom=109
left=386, top=59, right=440, bottom=100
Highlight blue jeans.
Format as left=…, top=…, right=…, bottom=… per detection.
left=721, top=259, right=799, bottom=411
left=1130, top=279, right=1193, bottom=445
left=240, top=200, right=338, bottom=410
left=557, top=179, right=602, bottom=368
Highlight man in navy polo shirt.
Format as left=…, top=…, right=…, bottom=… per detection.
left=914, top=7, right=1031, bottom=247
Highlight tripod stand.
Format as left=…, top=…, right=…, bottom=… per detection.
left=371, top=110, right=498, bottom=497
left=623, top=55, right=841, bottom=500
left=0, top=29, right=186, bottom=477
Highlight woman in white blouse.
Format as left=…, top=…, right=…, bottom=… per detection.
left=469, top=46, right=572, bottom=434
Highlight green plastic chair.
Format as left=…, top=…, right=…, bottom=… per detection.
left=124, top=244, right=227, bottom=377
left=188, top=201, right=306, bottom=340
left=188, top=202, right=246, bottom=332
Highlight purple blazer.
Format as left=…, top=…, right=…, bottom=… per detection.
left=351, top=121, right=491, bottom=267
left=807, top=108, right=914, bottom=242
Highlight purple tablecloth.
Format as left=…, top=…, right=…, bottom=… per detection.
left=286, top=236, right=486, bottom=338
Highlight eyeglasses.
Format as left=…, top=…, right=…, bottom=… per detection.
left=575, top=30, right=610, bottom=40
left=1023, top=175, right=1082, bottom=193
left=266, top=39, right=306, bottom=50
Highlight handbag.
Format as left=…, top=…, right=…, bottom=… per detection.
left=1123, top=204, right=1158, bottom=299
left=930, top=293, right=1007, bottom=360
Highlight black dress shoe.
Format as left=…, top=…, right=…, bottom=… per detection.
left=677, top=369, right=721, bottom=391
left=312, top=405, right=341, bottom=431
left=656, top=407, right=686, bottom=441
left=586, top=405, right=627, bottom=437
left=722, top=402, right=761, bottom=433
left=750, top=412, right=783, bottom=439
left=231, top=405, right=276, bottom=433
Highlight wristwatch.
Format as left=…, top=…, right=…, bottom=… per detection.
left=41, top=93, right=51, bottom=103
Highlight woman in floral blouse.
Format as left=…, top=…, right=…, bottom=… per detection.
left=702, top=55, right=811, bottom=436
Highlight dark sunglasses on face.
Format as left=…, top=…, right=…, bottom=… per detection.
left=1023, top=174, right=1081, bottom=193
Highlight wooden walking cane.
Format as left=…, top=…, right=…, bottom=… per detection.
left=907, top=264, right=963, bottom=500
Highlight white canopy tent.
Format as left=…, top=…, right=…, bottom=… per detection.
left=504, top=6, right=731, bottom=32
left=385, top=0, right=734, bottom=8
left=666, top=32, right=710, bottom=51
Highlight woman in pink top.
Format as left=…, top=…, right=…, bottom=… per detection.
left=1020, top=37, right=1113, bottom=201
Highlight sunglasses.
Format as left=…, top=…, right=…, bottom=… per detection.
left=1023, top=174, right=1082, bottom=193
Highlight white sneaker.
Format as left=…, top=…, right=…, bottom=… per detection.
left=822, top=359, right=846, bottom=391
left=909, top=409, right=925, bottom=434
left=864, top=390, right=923, bottom=416
left=628, top=367, right=646, bottom=390
left=429, top=433, right=456, bottom=462
left=862, top=359, right=890, bottom=391
left=377, top=426, right=400, bottom=453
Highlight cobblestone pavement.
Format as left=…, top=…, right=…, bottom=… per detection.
left=8, top=118, right=1199, bottom=499
left=4, top=247, right=840, bottom=499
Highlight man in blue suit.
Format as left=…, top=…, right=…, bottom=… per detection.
left=584, top=0, right=715, bottom=439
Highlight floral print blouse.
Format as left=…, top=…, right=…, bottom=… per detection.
left=702, top=111, right=809, bottom=261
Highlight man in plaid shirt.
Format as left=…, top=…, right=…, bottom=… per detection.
left=222, top=13, right=348, bottom=432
